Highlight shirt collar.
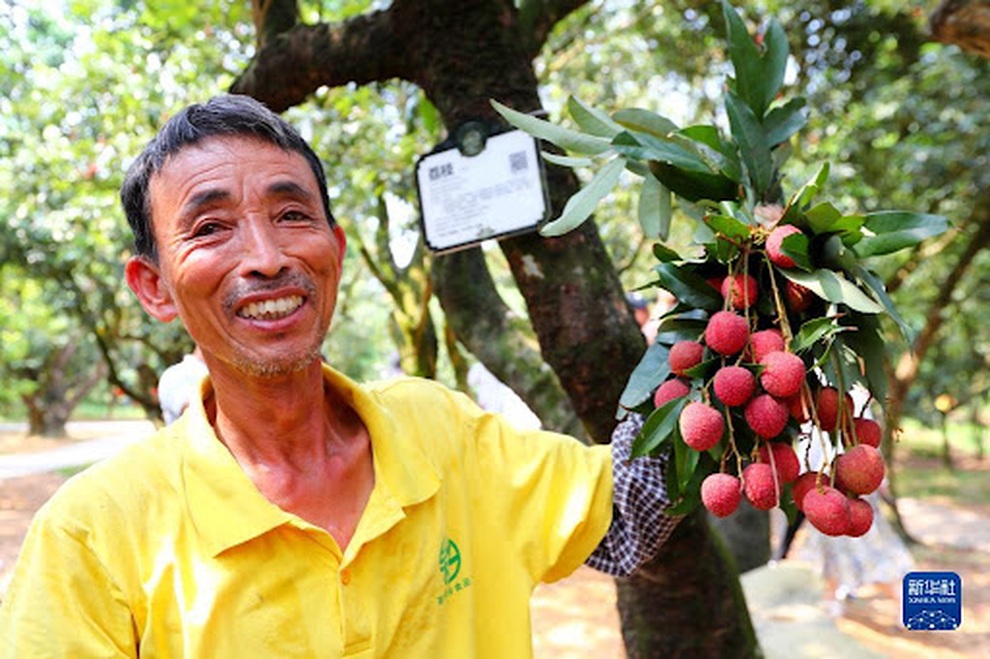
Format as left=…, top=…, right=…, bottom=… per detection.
left=180, top=364, right=441, bottom=558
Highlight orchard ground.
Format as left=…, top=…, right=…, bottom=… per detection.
left=1, top=420, right=988, bottom=658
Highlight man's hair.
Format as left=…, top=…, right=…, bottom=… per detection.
left=120, top=94, right=334, bottom=260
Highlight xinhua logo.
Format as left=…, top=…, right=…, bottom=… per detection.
left=438, top=537, right=461, bottom=585
left=903, top=571, right=962, bottom=631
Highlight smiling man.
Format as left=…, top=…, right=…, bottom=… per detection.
left=0, top=95, right=679, bottom=658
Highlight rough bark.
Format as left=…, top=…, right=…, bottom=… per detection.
left=930, top=0, right=990, bottom=58
left=617, top=510, right=762, bottom=658
left=233, top=0, right=758, bottom=653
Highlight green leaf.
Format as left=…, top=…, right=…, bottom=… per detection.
left=490, top=100, right=612, bottom=155
left=705, top=212, right=752, bottom=241
left=764, top=98, right=808, bottom=146
left=612, top=108, right=679, bottom=137
left=790, top=316, right=848, bottom=354
left=673, top=425, right=703, bottom=490
left=540, top=152, right=594, bottom=168
left=759, top=17, right=790, bottom=114
left=725, top=90, right=773, bottom=198
left=567, top=96, right=624, bottom=138
left=841, top=313, right=888, bottom=404
left=782, top=269, right=885, bottom=314
left=619, top=341, right=670, bottom=410
left=648, top=161, right=739, bottom=203
left=540, top=156, right=625, bottom=237
left=722, top=1, right=764, bottom=115
left=852, top=264, right=914, bottom=341
left=651, top=242, right=682, bottom=263
left=638, top=174, right=671, bottom=240
left=673, top=126, right=743, bottom=182
left=779, top=230, right=813, bottom=271
left=722, top=2, right=789, bottom=118
left=633, top=397, right=688, bottom=458
left=653, top=316, right=708, bottom=345
left=803, top=201, right=843, bottom=234
left=654, top=262, right=724, bottom=312
left=786, top=162, right=830, bottom=217
left=854, top=211, right=951, bottom=257
left=624, top=159, right=651, bottom=178
left=615, top=130, right=714, bottom=173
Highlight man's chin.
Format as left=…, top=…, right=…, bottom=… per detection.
left=233, top=348, right=323, bottom=379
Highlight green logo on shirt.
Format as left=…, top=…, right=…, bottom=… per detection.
left=439, top=537, right=461, bottom=585
left=437, top=537, right=472, bottom=606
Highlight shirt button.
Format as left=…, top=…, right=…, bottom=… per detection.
left=340, top=569, right=352, bottom=585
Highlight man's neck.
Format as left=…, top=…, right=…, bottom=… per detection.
left=203, top=360, right=375, bottom=548
left=206, top=361, right=331, bottom=467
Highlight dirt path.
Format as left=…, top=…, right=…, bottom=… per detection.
left=2, top=429, right=988, bottom=657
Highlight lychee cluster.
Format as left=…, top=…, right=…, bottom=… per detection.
left=648, top=220, right=889, bottom=537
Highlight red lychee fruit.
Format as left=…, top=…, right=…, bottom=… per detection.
left=705, top=276, right=724, bottom=292
left=815, top=387, right=853, bottom=433
left=742, top=462, right=781, bottom=510
left=785, top=280, right=813, bottom=313
left=853, top=417, right=882, bottom=448
left=846, top=497, right=874, bottom=537
left=721, top=273, right=759, bottom=309
left=786, top=392, right=811, bottom=423
left=766, top=225, right=802, bottom=269
left=792, top=471, right=821, bottom=511
left=704, top=311, right=749, bottom=356
left=748, top=328, right=785, bottom=363
left=701, top=473, right=742, bottom=518
left=669, top=340, right=704, bottom=377
left=713, top=366, right=756, bottom=407
left=803, top=485, right=851, bottom=536
left=744, top=394, right=790, bottom=440
left=834, top=445, right=885, bottom=496
left=759, top=441, right=800, bottom=484
left=759, top=351, right=806, bottom=399
left=653, top=378, right=690, bottom=408
left=679, top=401, right=724, bottom=451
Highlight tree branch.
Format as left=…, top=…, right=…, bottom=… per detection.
left=232, top=5, right=415, bottom=112
left=517, top=0, right=592, bottom=56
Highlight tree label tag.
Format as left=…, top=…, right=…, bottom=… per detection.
left=416, top=127, right=550, bottom=253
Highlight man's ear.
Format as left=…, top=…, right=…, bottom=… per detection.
left=125, top=256, right=179, bottom=322
left=332, top=224, right=347, bottom=273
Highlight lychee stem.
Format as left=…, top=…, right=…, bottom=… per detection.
left=721, top=403, right=743, bottom=474
left=764, top=255, right=795, bottom=345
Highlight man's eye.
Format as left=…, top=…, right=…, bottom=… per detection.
left=280, top=210, right=312, bottom=223
left=192, top=222, right=222, bottom=237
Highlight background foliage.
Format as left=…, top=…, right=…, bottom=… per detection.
left=1, top=0, right=988, bottom=450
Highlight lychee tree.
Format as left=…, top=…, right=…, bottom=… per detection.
left=496, top=1, right=949, bottom=537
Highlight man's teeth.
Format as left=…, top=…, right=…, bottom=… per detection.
left=239, top=296, right=303, bottom=320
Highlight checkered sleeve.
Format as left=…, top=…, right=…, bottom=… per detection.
left=585, top=413, right=683, bottom=577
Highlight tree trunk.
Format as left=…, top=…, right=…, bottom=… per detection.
left=233, top=0, right=758, bottom=653
left=617, top=510, right=762, bottom=658
left=432, top=246, right=586, bottom=438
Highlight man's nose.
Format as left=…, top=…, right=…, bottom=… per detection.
left=239, top=218, right=288, bottom=277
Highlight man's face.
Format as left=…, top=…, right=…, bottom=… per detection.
left=126, top=135, right=345, bottom=378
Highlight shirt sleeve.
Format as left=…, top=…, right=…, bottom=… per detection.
left=585, top=413, right=683, bottom=577
left=0, top=501, right=138, bottom=658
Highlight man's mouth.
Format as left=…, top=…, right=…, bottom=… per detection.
left=237, top=295, right=304, bottom=321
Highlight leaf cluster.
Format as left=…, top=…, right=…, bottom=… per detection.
left=494, top=1, right=951, bottom=514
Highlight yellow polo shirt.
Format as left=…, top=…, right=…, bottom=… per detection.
left=0, top=366, right=612, bottom=658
